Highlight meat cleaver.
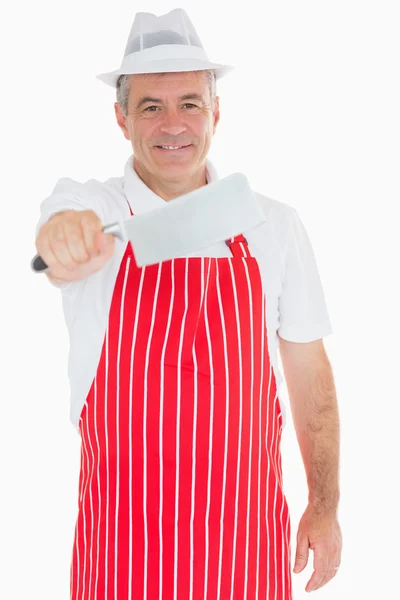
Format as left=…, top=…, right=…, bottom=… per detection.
left=31, top=172, right=266, bottom=272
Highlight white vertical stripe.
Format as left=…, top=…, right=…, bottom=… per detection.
left=215, top=260, right=231, bottom=600
left=70, top=536, right=73, bottom=599
left=283, top=419, right=291, bottom=598
left=126, top=256, right=134, bottom=600
left=128, top=257, right=145, bottom=600
left=84, top=389, right=96, bottom=599
left=242, top=258, right=256, bottom=599
left=288, top=475, right=292, bottom=596
left=114, top=257, right=131, bottom=599
left=227, top=257, right=244, bottom=600
left=271, top=378, right=279, bottom=600
left=70, top=530, right=73, bottom=599
left=159, top=260, right=176, bottom=599
left=279, top=425, right=286, bottom=600
left=80, top=419, right=90, bottom=600
left=285, top=503, right=291, bottom=597
left=265, top=353, right=272, bottom=600
left=174, top=259, right=190, bottom=600
left=93, top=378, right=101, bottom=599
left=276, top=407, right=289, bottom=599
left=190, top=259, right=206, bottom=599
left=255, top=274, right=266, bottom=600
left=143, top=262, right=163, bottom=599
left=72, top=443, right=85, bottom=600
left=104, top=314, right=110, bottom=597
left=203, top=259, right=216, bottom=600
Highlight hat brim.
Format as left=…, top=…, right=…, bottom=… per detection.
left=95, top=59, right=235, bottom=88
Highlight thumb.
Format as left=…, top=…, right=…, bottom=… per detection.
left=97, top=232, right=112, bottom=253
left=293, top=533, right=309, bottom=573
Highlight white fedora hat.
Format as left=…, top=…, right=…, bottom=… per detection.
left=95, top=8, right=235, bottom=88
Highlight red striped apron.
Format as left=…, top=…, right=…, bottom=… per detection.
left=70, top=196, right=293, bottom=600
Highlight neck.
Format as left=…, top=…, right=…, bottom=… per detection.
left=133, top=157, right=208, bottom=201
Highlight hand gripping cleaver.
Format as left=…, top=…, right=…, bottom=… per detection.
left=31, top=172, right=266, bottom=272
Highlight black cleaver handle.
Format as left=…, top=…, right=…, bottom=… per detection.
left=31, top=221, right=122, bottom=274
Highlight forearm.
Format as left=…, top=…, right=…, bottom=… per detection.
left=288, top=362, right=341, bottom=515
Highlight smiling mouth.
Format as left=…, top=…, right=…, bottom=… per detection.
left=155, top=144, right=192, bottom=151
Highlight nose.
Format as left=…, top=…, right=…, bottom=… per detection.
left=159, top=108, right=187, bottom=136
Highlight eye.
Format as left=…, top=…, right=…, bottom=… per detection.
left=143, top=103, right=198, bottom=112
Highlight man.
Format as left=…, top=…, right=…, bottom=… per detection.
left=35, top=8, right=342, bottom=599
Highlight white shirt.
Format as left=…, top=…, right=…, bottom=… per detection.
left=35, top=154, right=333, bottom=433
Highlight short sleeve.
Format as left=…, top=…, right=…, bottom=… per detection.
left=277, top=207, right=333, bottom=342
left=34, top=177, right=105, bottom=240
left=34, top=178, right=105, bottom=292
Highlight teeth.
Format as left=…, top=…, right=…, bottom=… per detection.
left=161, top=145, right=184, bottom=149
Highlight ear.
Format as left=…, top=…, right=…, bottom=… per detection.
left=114, top=102, right=131, bottom=141
left=213, top=96, right=220, bottom=134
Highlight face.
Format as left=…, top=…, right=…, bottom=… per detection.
left=114, top=71, right=220, bottom=184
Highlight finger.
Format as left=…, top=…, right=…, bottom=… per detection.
left=37, top=241, right=60, bottom=275
left=64, top=218, right=93, bottom=265
left=98, top=232, right=114, bottom=253
left=305, top=544, right=329, bottom=592
left=46, top=221, right=72, bottom=270
left=80, top=215, right=104, bottom=258
left=293, top=533, right=309, bottom=573
left=95, top=232, right=107, bottom=253
left=313, top=554, right=341, bottom=591
left=313, top=567, right=339, bottom=591
left=47, top=219, right=85, bottom=270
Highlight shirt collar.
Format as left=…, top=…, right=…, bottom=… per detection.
left=123, top=153, right=219, bottom=215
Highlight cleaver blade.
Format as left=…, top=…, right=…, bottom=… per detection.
left=31, top=172, right=266, bottom=271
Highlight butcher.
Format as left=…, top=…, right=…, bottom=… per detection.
left=34, top=8, right=342, bottom=599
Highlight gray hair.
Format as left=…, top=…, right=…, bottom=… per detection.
left=116, top=70, right=217, bottom=117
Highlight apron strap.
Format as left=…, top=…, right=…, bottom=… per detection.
left=226, top=235, right=250, bottom=258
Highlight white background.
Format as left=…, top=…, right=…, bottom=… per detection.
left=1, top=0, right=399, bottom=598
